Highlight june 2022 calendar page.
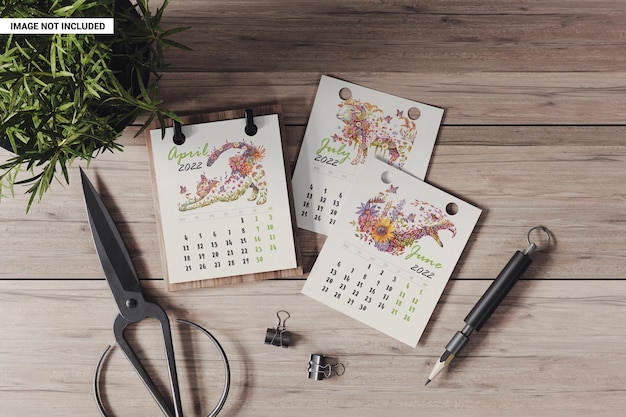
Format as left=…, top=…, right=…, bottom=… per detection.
left=147, top=110, right=301, bottom=291
left=292, top=75, right=444, bottom=236
left=302, top=158, right=481, bottom=347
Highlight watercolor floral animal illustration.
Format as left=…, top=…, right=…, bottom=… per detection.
left=333, top=98, right=417, bottom=167
left=179, top=141, right=267, bottom=211
left=351, top=184, right=457, bottom=255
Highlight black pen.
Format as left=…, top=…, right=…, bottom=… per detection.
left=426, top=226, right=551, bottom=385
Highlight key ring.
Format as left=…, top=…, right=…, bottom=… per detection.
left=524, top=226, right=552, bottom=256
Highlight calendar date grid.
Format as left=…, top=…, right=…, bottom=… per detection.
left=317, top=241, right=429, bottom=323
left=177, top=208, right=280, bottom=275
left=299, top=183, right=345, bottom=227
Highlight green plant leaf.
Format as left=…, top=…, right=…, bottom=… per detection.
left=49, top=38, right=57, bottom=75
left=162, top=26, right=191, bottom=36
left=1, top=0, right=190, bottom=211
left=160, top=37, right=193, bottom=51
left=53, top=0, right=89, bottom=16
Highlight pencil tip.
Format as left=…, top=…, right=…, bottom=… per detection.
left=425, top=379, right=431, bottom=386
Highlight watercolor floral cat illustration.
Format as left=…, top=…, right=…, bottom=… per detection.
left=333, top=98, right=417, bottom=167
left=351, top=184, right=456, bottom=256
left=178, top=140, right=267, bottom=212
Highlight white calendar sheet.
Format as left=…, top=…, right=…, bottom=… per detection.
left=302, top=158, right=481, bottom=347
left=292, top=75, right=444, bottom=236
left=147, top=113, right=300, bottom=290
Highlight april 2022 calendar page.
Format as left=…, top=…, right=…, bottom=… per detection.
left=147, top=110, right=301, bottom=291
left=302, top=158, right=481, bottom=347
left=292, top=75, right=445, bottom=236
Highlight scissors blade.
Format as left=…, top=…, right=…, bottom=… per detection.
left=81, top=168, right=144, bottom=312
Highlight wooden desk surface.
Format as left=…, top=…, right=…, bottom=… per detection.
left=1, top=1, right=625, bottom=416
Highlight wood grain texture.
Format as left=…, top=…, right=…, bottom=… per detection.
left=1, top=0, right=625, bottom=415
left=155, top=71, right=626, bottom=125
left=158, top=1, right=626, bottom=73
left=1, top=280, right=625, bottom=417
left=1, top=125, right=623, bottom=278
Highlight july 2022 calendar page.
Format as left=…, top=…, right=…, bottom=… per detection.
left=302, top=158, right=481, bottom=347
left=292, top=75, right=444, bottom=236
left=147, top=109, right=301, bottom=291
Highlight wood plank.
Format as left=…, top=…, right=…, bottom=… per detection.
left=163, top=0, right=626, bottom=16
left=155, top=72, right=626, bottom=125
left=1, top=126, right=624, bottom=279
left=1, top=279, right=625, bottom=416
left=157, top=2, right=626, bottom=73
left=164, top=0, right=626, bottom=16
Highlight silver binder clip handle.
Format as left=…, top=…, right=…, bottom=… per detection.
left=307, top=354, right=345, bottom=381
left=265, top=310, right=292, bottom=347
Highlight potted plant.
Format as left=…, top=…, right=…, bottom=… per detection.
left=0, top=0, right=189, bottom=210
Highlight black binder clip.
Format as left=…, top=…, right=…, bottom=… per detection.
left=244, top=108, right=257, bottom=136
left=265, top=310, right=291, bottom=348
left=173, top=120, right=185, bottom=145
left=307, top=354, right=345, bottom=381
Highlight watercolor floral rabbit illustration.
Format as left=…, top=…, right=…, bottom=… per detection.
left=333, top=98, right=418, bottom=167
left=352, top=184, right=456, bottom=256
left=179, top=140, right=267, bottom=212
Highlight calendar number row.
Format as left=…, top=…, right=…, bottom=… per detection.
left=299, top=184, right=344, bottom=225
left=178, top=213, right=279, bottom=273
left=319, top=260, right=425, bottom=322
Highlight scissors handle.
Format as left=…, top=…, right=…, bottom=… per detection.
left=114, top=302, right=184, bottom=417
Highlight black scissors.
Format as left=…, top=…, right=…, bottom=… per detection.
left=81, top=168, right=230, bottom=417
